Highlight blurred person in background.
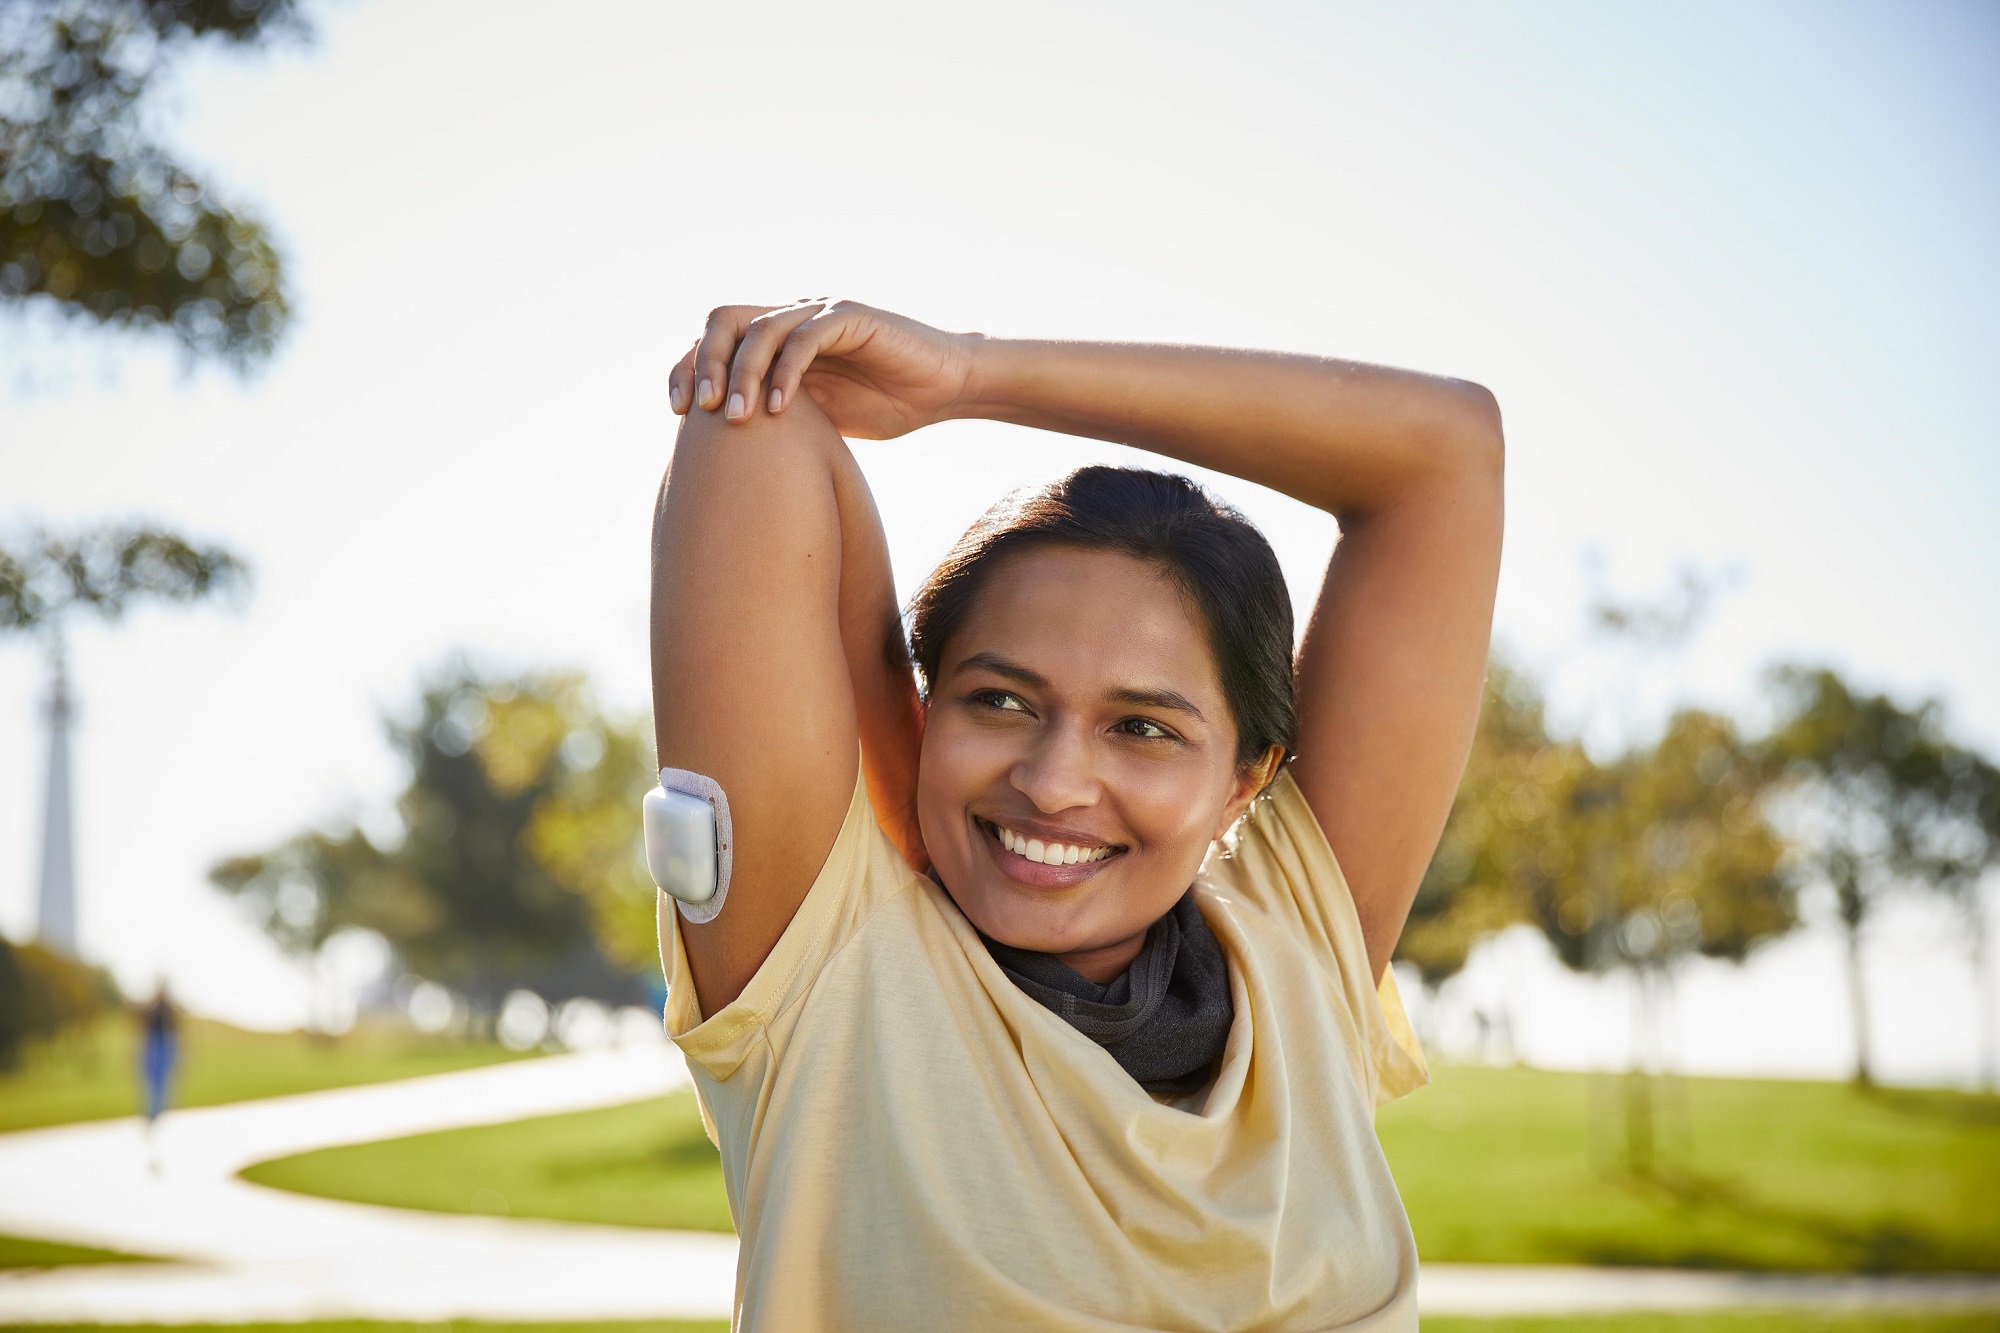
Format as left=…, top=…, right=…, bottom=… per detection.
left=650, top=299, right=1503, bottom=1330
left=136, top=979, right=178, bottom=1170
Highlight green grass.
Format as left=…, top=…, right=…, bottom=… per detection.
left=244, top=1064, right=2000, bottom=1275
left=242, top=1092, right=734, bottom=1233
left=0, top=1232, right=157, bottom=1270
left=1378, top=1065, right=2000, bottom=1273
left=0, top=1013, right=530, bottom=1136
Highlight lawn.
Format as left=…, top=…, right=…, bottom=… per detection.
left=0, top=1012, right=529, bottom=1136
left=0, top=1232, right=155, bottom=1270
left=242, top=1090, right=733, bottom=1233
left=243, top=1064, right=2000, bottom=1274
left=1379, top=1065, right=2000, bottom=1273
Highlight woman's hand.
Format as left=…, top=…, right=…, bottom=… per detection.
left=669, top=299, right=978, bottom=440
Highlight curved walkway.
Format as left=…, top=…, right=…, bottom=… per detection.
left=0, top=1049, right=735, bottom=1323
left=1, top=1049, right=1996, bottom=1323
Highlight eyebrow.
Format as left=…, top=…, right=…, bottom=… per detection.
left=953, top=652, right=1209, bottom=722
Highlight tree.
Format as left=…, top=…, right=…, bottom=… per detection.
left=1, top=0, right=301, bottom=367
left=1400, top=658, right=1594, bottom=989
left=1923, top=744, right=2000, bottom=1092
left=1407, top=651, right=1794, bottom=1174
left=1585, top=709, right=1793, bottom=971
left=211, top=662, right=658, bottom=1028
left=1764, top=666, right=2000, bottom=1087
left=0, top=522, right=246, bottom=632
left=1, top=522, right=248, bottom=953
left=1404, top=664, right=1792, bottom=983
left=0, top=934, right=121, bottom=1069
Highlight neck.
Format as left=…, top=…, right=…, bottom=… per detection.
left=1056, top=931, right=1147, bottom=985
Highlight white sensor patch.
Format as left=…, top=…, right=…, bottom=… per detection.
left=644, top=767, right=734, bottom=924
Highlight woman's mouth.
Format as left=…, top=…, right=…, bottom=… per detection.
left=974, top=817, right=1124, bottom=888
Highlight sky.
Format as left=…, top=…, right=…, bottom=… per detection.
left=2, top=0, right=1997, bottom=1083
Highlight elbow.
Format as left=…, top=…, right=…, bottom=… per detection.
left=1396, top=377, right=1503, bottom=504
left=1448, top=378, right=1505, bottom=480
left=1380, top=378, right=1502, bottom=520
left=1390, top=376, right=1504, bottom=495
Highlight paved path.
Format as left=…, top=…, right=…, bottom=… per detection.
left=1417, top=1265, right=2000, bottom=1317
left=0, top=1049, right=736, bottom=1323
left=2, top=1049, right=1997, bottom=1323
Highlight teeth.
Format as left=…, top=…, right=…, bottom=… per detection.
left=993, top=822, right=1110, bottom=865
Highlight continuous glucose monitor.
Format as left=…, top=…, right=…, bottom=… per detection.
left=642, top=768, right=734, bottom=923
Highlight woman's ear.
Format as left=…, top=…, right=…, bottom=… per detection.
left=1217, top=744, right=1286, bottom=839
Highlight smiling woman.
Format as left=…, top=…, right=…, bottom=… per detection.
left=907, top=480, right=1290, bottom=985
left=647, top=299, right=1503, bottom=1331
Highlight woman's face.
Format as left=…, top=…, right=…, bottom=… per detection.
left=917, top=546, right=1275, bottom=983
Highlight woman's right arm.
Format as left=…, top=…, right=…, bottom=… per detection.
left=650, top=369, right=919, bottom=1017
left=689, top=300, right=1499, bottom=988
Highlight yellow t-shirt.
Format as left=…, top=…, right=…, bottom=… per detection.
left=658, top=766, right=1429, bottom=1332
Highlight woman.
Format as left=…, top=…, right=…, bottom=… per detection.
left=651, top=300, right=1503, bottom=1330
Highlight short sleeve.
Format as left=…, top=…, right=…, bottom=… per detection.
left=1199, top=769, right=1429, bottom=1105
left=657, top=760, right=916, bottom=1081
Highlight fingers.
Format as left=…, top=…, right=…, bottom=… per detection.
left=671, top=301, right=832, bottom=421
left=766, top=307, right=847, bottom=414
left=694, top=306, right=758, bottom=415
left=668, top=339, right=700, bottom=415
left=724, top=301, right=825, bottom=421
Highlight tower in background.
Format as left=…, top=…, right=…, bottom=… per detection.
left=36, top=643, right=77, bottom=955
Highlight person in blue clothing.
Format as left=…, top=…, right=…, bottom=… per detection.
left=137, top=980, right=178, bottom=1170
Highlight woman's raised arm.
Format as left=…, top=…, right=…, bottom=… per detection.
left=675, top=301, right=1503, bottom=986
left=651, top=358, right=921, bottom=1017
left=953, top=341, right=1505, bottom=982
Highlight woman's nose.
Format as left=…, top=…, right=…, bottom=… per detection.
left=1011, top=722, right=1100, bottom=814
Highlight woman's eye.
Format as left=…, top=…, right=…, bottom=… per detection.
left=970, top=689, right=1029, bottom=713
left=1116, top=717, right=1174, bottom=740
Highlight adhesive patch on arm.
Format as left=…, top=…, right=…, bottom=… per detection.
left=643, top=767, right=735, bottom=924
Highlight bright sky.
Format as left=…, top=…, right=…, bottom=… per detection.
left=3, top=0, right=1996, bottom=1082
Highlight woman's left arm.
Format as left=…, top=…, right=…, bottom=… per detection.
left=685, top=304, right=1501, bottom=982
left=955, top=340, right=1504, bottom=982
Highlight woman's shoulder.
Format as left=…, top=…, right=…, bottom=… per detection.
left=1198, top=767, right=1428, bottom=1106
left=1200, top=769, right=1340, bottom=905
left=660, top=760, right=933, bottom=1069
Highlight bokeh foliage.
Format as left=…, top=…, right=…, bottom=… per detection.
left=1398, top=657, right=1793, bottom=988
left=1402, top=652, right=2000, bottom=1091
left=1761, top=666, right=2000, bottom=1085
left=1399, top=658, right=1589, bottom=986
left=0, top=522, right=247, bottom=633
left=0, top=0, right=302, bottom=366
left=211, top=664, right=660, bottom=1019
left=0, top=936, right=120, bottom=1069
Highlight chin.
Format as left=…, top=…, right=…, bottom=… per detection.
left=948, top=869, right=1125, bottom=955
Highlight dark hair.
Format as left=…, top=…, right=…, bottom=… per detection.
left=907, top=466, right=1296, bottom=771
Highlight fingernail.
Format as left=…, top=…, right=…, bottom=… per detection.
left=768, top=387, right=783, bottom=412
left=727, top=391, right=745, bottom=420
left=697, top=378, right=715, bottom=408
left=669, top=384, right=686, bottom=413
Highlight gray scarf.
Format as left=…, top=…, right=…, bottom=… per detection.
left=978, top=890, right=1233, bottom=1096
